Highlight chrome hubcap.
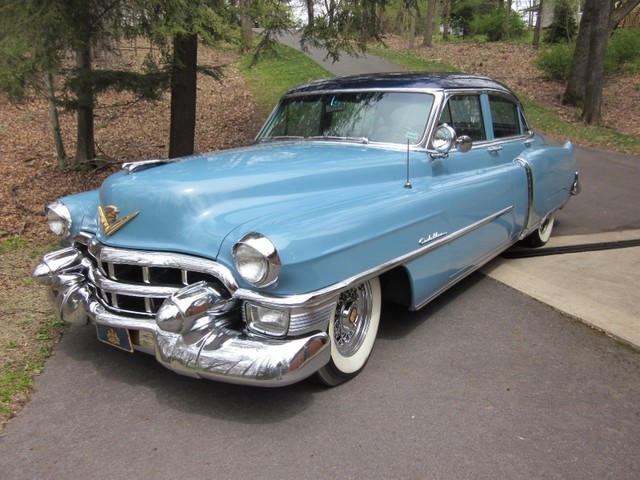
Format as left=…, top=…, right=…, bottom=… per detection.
left=333, top=283, right=373, bottom=357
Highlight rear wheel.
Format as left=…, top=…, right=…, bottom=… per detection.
left=523, top=213, right=555, bottom=247
left=315, top=277, right=381, bottom=386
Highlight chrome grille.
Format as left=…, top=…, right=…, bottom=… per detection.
left=84, top=241, right=236, bottom=319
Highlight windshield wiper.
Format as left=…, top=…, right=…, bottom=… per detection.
left=308, top=135, right=369, bottom=144
left=259, top=135, right=305, bottom=142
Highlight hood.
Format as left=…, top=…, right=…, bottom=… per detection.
left=95, top=142, right=412, bottom=259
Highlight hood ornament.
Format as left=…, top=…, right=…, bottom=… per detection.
left=98, top=205, right=140, bottom=236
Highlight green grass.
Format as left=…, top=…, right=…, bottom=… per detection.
left=239, top=42, right=333, bottom=116
left=369, top=43, right=640, bottom=155
left=0, top=367, right=35, bottom=416
left=1, top=318, right=62, bottom=419
left=519, top=97, right=640, bottom=154
left=0, top=237, right=27, bottom=255
left=1, top=237, right=63, bottom=428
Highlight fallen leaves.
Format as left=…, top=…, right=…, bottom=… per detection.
left=0, top=46, right=265, bottom=243
left=385, top=36, right=640, bottom=139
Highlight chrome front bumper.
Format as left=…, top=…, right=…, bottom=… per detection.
left=33, top=247, right=330, bottom=387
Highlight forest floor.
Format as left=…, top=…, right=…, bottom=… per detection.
left=1, top=39, right=638, bottom=431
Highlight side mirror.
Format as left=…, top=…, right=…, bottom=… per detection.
left=455, top=135, right=472, bottom=153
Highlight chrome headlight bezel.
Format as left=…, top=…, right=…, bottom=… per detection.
left=232, top=232, right=281, bottom=287
left=45, top=201, right=72, bottom=239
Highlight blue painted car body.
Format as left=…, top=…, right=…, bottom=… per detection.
left=34, top=73, right=579, bottom=386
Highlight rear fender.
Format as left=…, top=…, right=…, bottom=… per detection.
left=515, top=141, right=576, bottom=236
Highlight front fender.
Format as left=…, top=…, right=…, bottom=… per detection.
left=58, top=190, right=100, bottom=240
left=219, top=176, right=448, bottom=296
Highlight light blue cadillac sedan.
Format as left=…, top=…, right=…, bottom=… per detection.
left=33, top=73, right=580, bottom=386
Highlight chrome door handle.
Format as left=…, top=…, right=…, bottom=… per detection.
left=487, top=145, right=503, bottom=154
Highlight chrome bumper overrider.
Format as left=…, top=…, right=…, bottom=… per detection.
left=571, top=171, right=581, bottom=196
left=33, top=247, right=330, bottom=386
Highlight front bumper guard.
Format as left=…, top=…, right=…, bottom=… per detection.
left=571, top=170, right=581, bottom=196
left=33, top=248, right=330, bottom=387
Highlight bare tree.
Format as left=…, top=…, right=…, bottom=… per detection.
left=582, top=0, right=613, bottom=125
left=563, top=0, right=640, bottom=124
left=44, top=72, right=67, bottom=168
left=562, top=0, right=595, bottom=106
left=239, top=0, right=253, bottom=53
left=532, top=0, right=543, bottom=48
left=440, top=0, right=451, bottom=40
left=503, top=0, right=512, bottom=40
left=408, top=4, right=417, bottom=49
left=306, top=0, right=315, bottom=27
left=422, top=0, right=437, bottom=47
left=610, top=0, right=640, bottom=28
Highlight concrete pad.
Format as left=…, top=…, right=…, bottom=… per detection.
left=482, top=231, right=640, bottom=350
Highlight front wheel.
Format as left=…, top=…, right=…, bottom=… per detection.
left=522, top=213, right=555, bottom=248
left=315, top=277, right=381, bottom=386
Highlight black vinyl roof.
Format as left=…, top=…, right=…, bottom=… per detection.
left=285, top=72, right=515, bottom=96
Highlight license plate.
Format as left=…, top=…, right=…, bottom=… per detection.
left=96, top=324, right=133, bottom=353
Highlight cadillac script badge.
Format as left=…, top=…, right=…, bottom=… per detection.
left=98, top=205, right=139, bottom=236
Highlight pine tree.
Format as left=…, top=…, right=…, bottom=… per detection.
left=544, top=0, right=577, bottom=44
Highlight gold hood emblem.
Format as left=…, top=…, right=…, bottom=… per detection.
left=98, top=205, right=139, bottom=236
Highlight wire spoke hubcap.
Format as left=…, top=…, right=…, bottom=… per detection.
left=333, top=283, right=373, bottom=357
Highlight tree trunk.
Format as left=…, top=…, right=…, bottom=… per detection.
left=239, top=0, right=253, bottom=53
left=73, top=42, right=96, bottom=168
left=306, top=0, right=315, bottom=27
left=533, top=0, right=543, bottom=48
left=43, top=72, right=67, bottom=169
left=327, top=0, right=336, bottom=29
left=169, top=34, right=198, bottom=159
left=562, top=0, right=596, bottom=106
left=610, top=0, right=640, bottom=29
left=582, top=0, right=613, bottom=125
left=503, top=0, right=512, bottom=40
left=408, top=6, right=416, bottom=49
left=422, top=0, right=437, bottom=47
left=441, top=0, right=451, bottom=40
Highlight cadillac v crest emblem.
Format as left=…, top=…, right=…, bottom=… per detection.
left=98, top=205, right=139, bottom=236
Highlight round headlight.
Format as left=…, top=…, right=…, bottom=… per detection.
left=232, top=232, right=281, bottom=287
left=432, top=124, right=456, bottom=153
left=45, top=201, right=72, bottom=238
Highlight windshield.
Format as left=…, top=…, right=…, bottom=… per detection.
left=258, top=91, right=434, bottom=145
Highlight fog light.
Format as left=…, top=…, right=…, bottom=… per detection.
left=246, top=304, right=290, bottom=337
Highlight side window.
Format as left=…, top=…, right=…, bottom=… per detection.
left=489, top=95, right=522, bottom=138
left=439, top=95, right=486, bottom=142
